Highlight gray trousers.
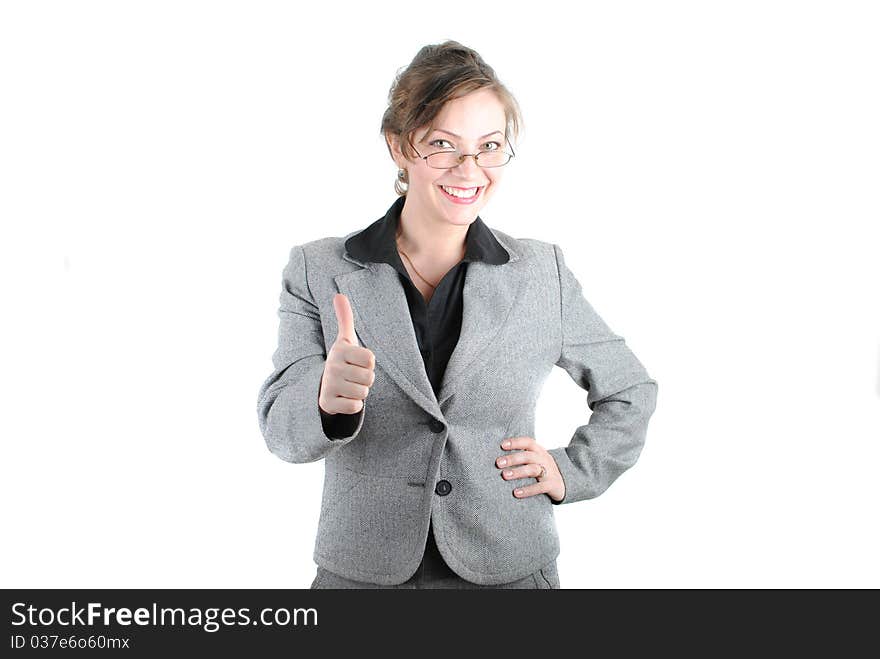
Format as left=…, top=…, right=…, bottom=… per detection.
left=311, top=522, right=561, bottom=589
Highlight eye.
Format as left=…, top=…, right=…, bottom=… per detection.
left=483, top=141, right=503, bottom=151
left=428, top=139, right=454, bottom=149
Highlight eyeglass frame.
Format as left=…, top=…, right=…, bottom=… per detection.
left=407, top=135, right=516, bottom=169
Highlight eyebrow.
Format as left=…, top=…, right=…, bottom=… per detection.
left=431, top=129, right=505, bottom=139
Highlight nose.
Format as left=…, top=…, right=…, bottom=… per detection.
left=454, top=154, right=482, bottom=179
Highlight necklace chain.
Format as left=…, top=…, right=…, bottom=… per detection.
left=395, top=225, right=439, bottom=288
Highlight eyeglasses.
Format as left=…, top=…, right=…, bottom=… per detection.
left=409, top=138, right=516, bottom=169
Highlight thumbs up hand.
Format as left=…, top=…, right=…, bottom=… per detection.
left=318, top=293, right=376, bottom=415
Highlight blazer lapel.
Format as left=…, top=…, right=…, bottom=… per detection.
left=335, top=260, right=442, bottom=419
left=336, top=233, right=523, bottom=419
left=437, top=258, right=525, bottom=405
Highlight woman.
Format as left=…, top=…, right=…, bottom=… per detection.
left=256, top=40, right=658, bottom=589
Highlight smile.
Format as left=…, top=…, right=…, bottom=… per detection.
left=437, top=184, right=484, bottom=204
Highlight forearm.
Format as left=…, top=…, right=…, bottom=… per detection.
left=548, top=379, right=658, bottom=505
left=257, top=357, right=366, bottom=463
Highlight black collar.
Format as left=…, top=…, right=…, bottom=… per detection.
left=344, top=195, right=511, bottom=271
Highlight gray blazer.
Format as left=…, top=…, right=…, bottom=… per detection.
left=256, top=227, right=658, bottom=586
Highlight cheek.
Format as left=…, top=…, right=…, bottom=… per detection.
left=411, top=169, right=437, bottom=189
left=484, top=175, right=502, bottom=195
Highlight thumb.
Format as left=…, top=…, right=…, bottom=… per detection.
left=333, top=293, right=359, bottom=346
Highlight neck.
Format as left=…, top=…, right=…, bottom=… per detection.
left=396, top=197, right=469, bottom=265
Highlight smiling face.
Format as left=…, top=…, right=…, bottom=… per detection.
left=388, top=88, right=510, bottom=230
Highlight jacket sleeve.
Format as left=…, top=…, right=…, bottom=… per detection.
left=546, top=243, right=658, bottom=505
left=256, top=244, right=365, bottom=463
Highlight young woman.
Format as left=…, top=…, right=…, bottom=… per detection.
left=257, top=40, right=658, bottom=589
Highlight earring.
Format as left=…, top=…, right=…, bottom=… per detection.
left=395, top=167, right=409, bottom=195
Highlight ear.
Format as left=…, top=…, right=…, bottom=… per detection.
left=385, top=132, right=405, bottom=167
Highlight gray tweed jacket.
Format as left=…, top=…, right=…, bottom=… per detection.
left=256, top=227, right=658, bottom=586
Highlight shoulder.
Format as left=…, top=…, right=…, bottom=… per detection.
left=486, top=227, right=557, bottom=266
left=281, top=234, right=365, bottom=299
left=292, top=234, right=358, bottom=271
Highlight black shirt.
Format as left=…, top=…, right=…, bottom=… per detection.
left=320, top=194, right=510, bottom=438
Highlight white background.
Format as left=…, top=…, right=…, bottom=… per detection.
left=2, top=0, right=878, bottom=589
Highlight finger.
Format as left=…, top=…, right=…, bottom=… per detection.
left=495, top=449, right=536, bottom=469
left=340, top=361, right=375, bottom=387
left=500, top=463, right=544, bottom=480
left=333, top=378, right=371, bottom=401
left=338, top=344, right=375, bottom=370
left=500, top=436, right=535, bottom=450
left=333, top=293, right=359, bottom=346
left=512, top=481, right=550, bottom=498
left=325, top=396, right=364, bottom=415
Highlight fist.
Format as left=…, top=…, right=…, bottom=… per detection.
left=318, top=293, right=376, bottom=415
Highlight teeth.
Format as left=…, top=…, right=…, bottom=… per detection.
left=440, top=185, right=480, bottom=198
